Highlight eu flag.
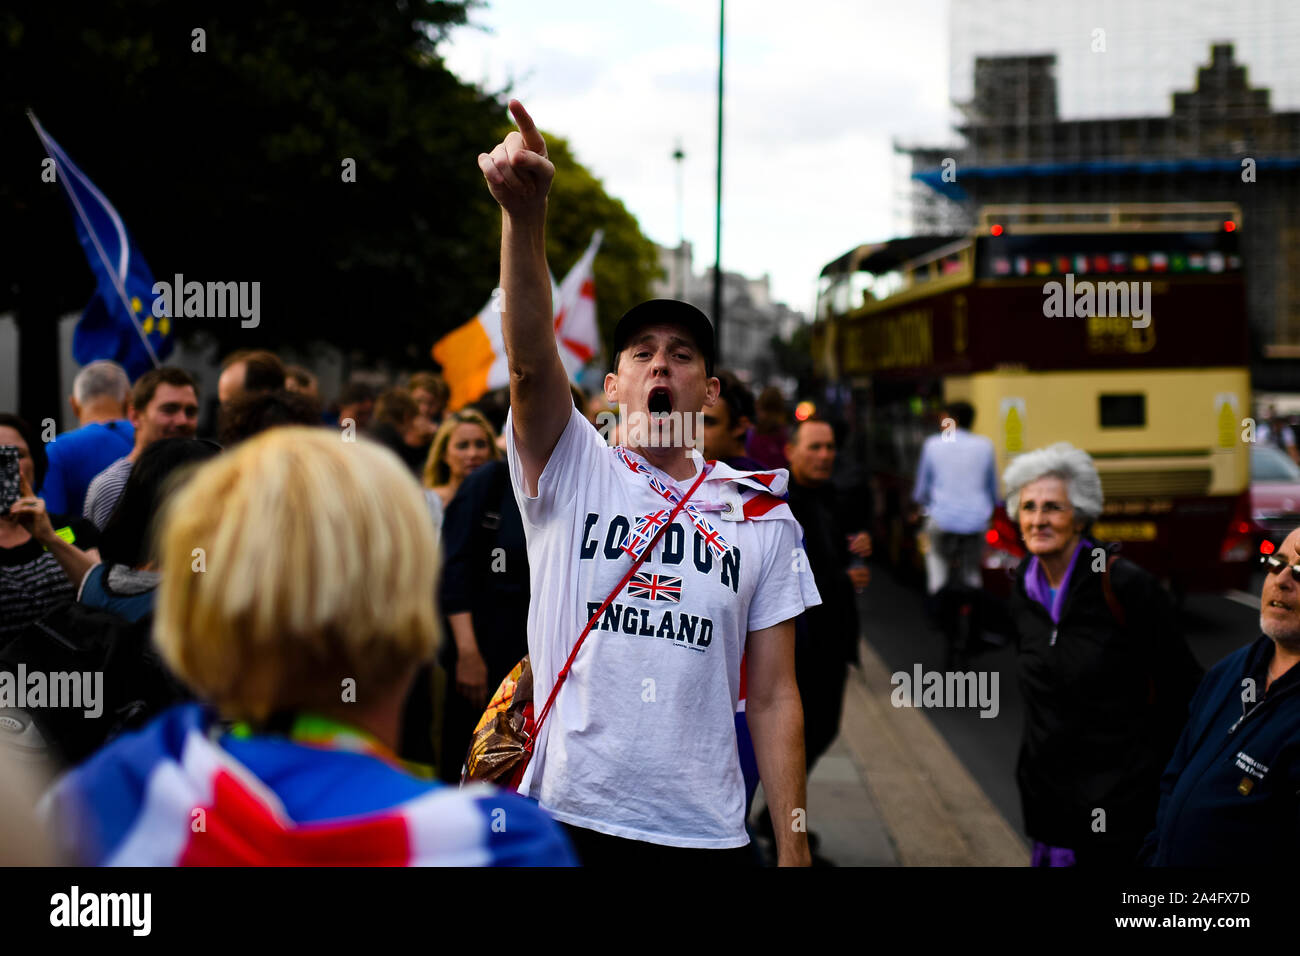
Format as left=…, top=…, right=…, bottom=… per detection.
left=29, top=112, right=172, bottom=380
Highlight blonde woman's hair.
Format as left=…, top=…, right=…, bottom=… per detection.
left=154, top=427, right=440, bottom=723
left=422, top=409, right=499, bottom=489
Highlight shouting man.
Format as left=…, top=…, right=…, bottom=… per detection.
left=478, top=101, right=819, bottom=866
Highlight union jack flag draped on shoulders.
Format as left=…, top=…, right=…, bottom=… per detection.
left=38, top=704, right=575, bottom=866
left=613, top=447, right=799, bottom=559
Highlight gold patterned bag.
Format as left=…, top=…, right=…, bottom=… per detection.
left=462, top=656, right=534, bottom=788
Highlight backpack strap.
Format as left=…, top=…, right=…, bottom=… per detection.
left=1101, top=553, right=1160, bottom=707
left=1100, top=554, right=1126, bottom=629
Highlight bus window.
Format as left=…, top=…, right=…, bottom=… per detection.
left=852, top=271, right=877, bottom=307
left=868, top=270, right=904, bottom=301
left=1099, top=393, right=1146, bottom=428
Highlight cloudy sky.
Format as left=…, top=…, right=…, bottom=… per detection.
left=441, top=0, right=952, bottom=316
left=440, top=0, right=1300, bottom=317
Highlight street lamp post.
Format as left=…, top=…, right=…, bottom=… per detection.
left=712, top=0, right=724, bottom=364
left=672, top=140, right=685, bottom=300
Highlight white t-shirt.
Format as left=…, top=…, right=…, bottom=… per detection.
left=506, top=405, right=821, bottom=847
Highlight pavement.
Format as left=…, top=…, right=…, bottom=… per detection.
left=750, top=634, right=1030, bottom=866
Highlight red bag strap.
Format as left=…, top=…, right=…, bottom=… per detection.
left=527, top=460, right=711, bottom=750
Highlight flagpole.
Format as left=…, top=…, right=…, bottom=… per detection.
left=588, top=228, right=605, bottom=371
left=26, top=111, right=163, bottom=370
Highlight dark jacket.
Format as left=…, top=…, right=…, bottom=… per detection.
left=438, top=460, right=530, bottom=682
left=786, top=479, right=863, bottom=663
left=367, top=422, right=428, bottom=477
left=1140, top=635, right=1300, bottom=866
left=1008, top=549, right=1203, bottom=851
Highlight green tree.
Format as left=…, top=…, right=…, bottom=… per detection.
left=544, top=133, right=663, bottom=365
left=0, top=0, right=659, bottom=419
left=771, top=323, right=814, bottom=388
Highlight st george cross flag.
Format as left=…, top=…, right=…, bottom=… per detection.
left=28, top=112, right=172, bottom=381
left=553, top=229, right=603, bottom=380
left=39, top=704, right=577, bottom=866
left=433, top=231, right=603, bottom=411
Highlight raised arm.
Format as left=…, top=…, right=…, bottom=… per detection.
left=7, top=474, right=99, bottom=591
left=477, top=100, right=571, bottom=495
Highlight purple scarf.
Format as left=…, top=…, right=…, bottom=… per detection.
left=1031, top=841, right=1077, bottom=867
left=1023, top=538, right=1090, bottom=623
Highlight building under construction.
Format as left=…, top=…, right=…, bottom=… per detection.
left=903, top=43, right=1300, bottom=389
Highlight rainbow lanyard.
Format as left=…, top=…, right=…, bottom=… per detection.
left=614, top=446, right=730, bottom=560
left=230, top=713, right=431, bottom=778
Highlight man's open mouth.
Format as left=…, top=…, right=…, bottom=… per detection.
left=648, top=387, right=673, bottom=415
left=1269, top=600, right=1292, bottom=610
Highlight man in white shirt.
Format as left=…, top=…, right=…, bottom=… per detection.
left=912, top=401, right=998, bottom=596
left=478, top=101, right=819, bottom=866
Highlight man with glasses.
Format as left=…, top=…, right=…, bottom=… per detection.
left=1140, top=529, right=1300, bottom=865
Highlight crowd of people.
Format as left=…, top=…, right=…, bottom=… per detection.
left=3, top=98, right=1297, bottom=869
left=0, top=321, right=872, bottom=865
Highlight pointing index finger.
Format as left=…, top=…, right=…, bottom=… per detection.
left=509, top=99, right=546, bottom=154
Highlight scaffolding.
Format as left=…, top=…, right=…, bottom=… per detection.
left=902, top=41, right=1300, bottom=359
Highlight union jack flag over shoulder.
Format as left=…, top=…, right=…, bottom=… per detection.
left=612, top=448, right=799, bottom=559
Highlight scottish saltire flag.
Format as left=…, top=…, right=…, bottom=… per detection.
left=40, top=704, right=576, bottom=866
left=432, top=231, right=603, bottom=411
left=28, top=112, right=171, bottom=380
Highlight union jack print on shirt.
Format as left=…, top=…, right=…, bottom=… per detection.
left=627, top=571, right=682, bottom=603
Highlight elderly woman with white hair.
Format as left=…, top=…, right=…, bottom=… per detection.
left=1002, top=442, right=1202, bottom=868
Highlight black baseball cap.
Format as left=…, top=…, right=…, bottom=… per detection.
left=611, top=299, right=716, bottom=375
